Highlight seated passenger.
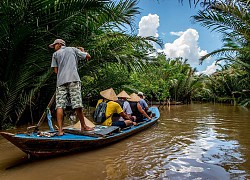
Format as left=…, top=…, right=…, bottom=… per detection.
left=128, top=93, right=152, bottom=122
left=96, top=88, right=134, bottom=128
left=138, top=91, right=152, bottom=117
left=113, top=90, right=134, bottom=123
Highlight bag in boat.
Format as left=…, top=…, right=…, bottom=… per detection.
left=94, top=101, right=107, bottom=123
left=112, top=99, right=125, bottom=118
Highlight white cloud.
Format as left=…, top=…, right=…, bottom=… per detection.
left=137, top=17, right=211, bottom=70
left=197, top=61, right=219, bottom=75
left=170, top=31, right=183, bottom=36
left=163, top=28, right=208, bottom=67
left=138, top=14, right=159, bottom=37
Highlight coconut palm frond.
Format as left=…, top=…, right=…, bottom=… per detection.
left=0, top=0, right=162, bottom=128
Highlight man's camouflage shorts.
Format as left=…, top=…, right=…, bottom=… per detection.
left=56, top=81, right=83, bottom=109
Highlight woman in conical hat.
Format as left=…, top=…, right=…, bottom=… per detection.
left=117, top=90, right=131, bottom=99
left=128, top=93, right=141, bottom=102
left=100, top=88, right=118, bottom=101
left=128, top=93, right=151, bottom=122
left=114, top=90, right=135, bottom=126
left=95, top=88, right=133, bottom=128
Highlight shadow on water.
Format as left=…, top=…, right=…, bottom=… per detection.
left=3, top=146, right=106, bottom=170
left=0, top=103, right=249, bottom=179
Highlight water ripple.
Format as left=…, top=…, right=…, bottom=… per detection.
left=0, top=104, right=249, bottom=180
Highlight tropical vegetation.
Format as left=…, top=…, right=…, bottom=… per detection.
left=0, top=0, right=249, bottom=129
left=0, top=0, right=159, bottom=129
left=192, top=0, right=250, bottom=106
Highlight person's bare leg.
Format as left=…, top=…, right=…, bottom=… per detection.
left=57, top=108, right=64, bottom=135
left=125, top=120, right=136, bottom=126
left=75, top=108, right=93, bottom=131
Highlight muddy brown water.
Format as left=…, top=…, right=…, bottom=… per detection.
left=0, top=103, right=249, bottom=179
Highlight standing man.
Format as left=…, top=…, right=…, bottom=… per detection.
left=49, top=39, right=93, bottom=135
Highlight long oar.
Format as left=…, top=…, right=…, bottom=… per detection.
left=27, top=93, right=56, bottom=133
left=27, top=92, right=95, bottom=133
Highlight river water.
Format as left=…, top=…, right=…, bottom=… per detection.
left=0, top=103, right=249, bottom=179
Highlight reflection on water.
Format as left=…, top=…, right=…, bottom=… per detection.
left=0, top=103, right=249, bottom=179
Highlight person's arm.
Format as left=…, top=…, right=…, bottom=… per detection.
left=74, top=47, right=91, bottom=61
left=142, top=99, right=149, bottom=111
left=53, top=67, right=58, bottom=74
left=119, top=111, right=130, bottom=120
left=77, top=47, right=91, bottom=61
left=137, top=103, right=151, bottom=120
left=85, top=53, right=91, bottom=61
left=51, top=54, right=58, bottom=74
left=124, top=102, right=133, bottom=120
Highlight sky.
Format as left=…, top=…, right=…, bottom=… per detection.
left=133, top=0, right=223, bottom=74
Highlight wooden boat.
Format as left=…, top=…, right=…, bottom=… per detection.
left=0, top=107, right=160, bottom=158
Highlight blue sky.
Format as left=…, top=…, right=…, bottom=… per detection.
left=133, top=0, right=223, bottom=74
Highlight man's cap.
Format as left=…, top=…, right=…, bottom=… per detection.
left=128, top=93, right=141, bottom=102
left=117, top=90, right=131, bottom=99
left=49, top=39, right=66, bottom=48
left=138, top=92, right=144, bottom=96
left=100, top=88, right=118, bottom=101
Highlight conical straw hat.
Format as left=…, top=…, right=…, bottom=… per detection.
left=100, top=88, right=118, bottom=101
left=128, top=93, right=141, bottom=102
left=117, top=90, right=131, bottom=99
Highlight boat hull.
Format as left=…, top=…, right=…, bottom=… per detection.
left=0, top=107, right=160, bottom=157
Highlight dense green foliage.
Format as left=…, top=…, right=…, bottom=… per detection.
left=0, top=0, right=159, bottom=129
left=192, top=0, right=250, bottom=106
left=194, top=64, right=250, bottom=105
left=128, top=55, right=202, bottom=103
left=0, top=0, right=249, bottom=129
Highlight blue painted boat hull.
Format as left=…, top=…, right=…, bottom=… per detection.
left=0, top=107, right=160, bottom=157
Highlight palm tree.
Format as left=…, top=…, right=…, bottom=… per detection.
left=192, top=0, right=250, bottom=67
left=192, top=0, right=250, bottom=106
left=0, top=0, right=161, bottom=129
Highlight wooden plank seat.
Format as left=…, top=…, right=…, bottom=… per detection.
left=64, top=125, right=120, bottom=137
